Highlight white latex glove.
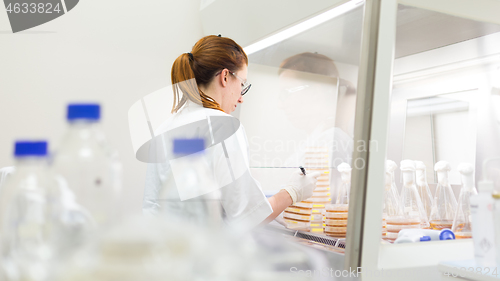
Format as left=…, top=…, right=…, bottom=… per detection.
left=282, top=171, right=321, bottom=204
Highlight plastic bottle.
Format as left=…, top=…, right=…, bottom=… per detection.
left=415, top=161, right=434, bottom=221
left=394, top=228, right=455, bottom=243
left=336, top=163, right=351, bottom=204
left=473, top=159, right=497, bottom=267
left=52, top=104, right=122, bottom=228
left=452, top=163, right=477, bottom=239
left=158, top=138, right=222, bottom=229
left=0, top=141, right=84, bottom=281
left=399, top=160, right=429, bottom=228
left=429, top=161, right=458, bottom=230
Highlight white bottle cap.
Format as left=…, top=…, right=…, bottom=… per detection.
left=338, top=162, right=351, bottom=173
left=386, top=160, right=397, bottom=173
left=400, top=159, right=416, bottom=171
left=457, top=163, right=474, bottom=175
left=414, top=161, right=426, bottom=171
left=478, top=180, right=494, bottom=193
left=434, top=161, right=451, bottom=172
left=458, top=163, right=474, bottom=191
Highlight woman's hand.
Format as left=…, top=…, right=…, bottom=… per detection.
left=282, top=171, right=321, bottom=204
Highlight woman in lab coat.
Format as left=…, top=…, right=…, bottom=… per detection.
left=143, top=35, right=320, bottom=230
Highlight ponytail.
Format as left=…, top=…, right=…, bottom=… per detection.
left=170, top=35, right=248, bottom=113
left=171, top=53, right=222, bottom=113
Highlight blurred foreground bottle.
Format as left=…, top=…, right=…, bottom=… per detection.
left=0, top=141, right=88, bottom=281
left=52, top=104, right=122, bottom=228
left=158, top=138, right=222, bottom=229
left=452, top=163, right=477, bottom=239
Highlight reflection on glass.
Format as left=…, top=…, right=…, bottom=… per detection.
left=403, top=92, right=476, bottom=184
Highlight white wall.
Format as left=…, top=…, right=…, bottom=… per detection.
left=0, top=0, right=204, bottom=216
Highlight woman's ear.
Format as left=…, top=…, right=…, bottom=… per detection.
left=219, top=69, right=229, bottom=87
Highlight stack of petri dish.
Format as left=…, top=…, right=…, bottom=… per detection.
left=324, top=204, right=348, bottom=238
left=284, top=201, right=313, bottom=231
left=384, top=217, right=420, bottom=242
left=304, top=147, right=331, bottom=233
left=382, top=213, right=387, bottom=238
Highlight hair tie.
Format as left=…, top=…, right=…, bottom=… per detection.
left=187, top=52, right=194, bottom=61
left=218, top=34, right=221, bottom=37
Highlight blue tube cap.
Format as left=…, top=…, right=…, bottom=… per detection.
left=67, top=104, right=100, bottom=121
left=173, top=138, right=205, bottom=155
left=439, top=229, right=455, bottom=240
left=420, top=236, right=431, bottom=242
left=14, top=141, right=48, bottom=157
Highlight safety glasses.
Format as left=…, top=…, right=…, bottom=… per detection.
left=215, top=70, right=251, bottom=96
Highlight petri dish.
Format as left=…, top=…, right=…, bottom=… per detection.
left=285, top=206, right=313, bottom=215
left=313, top=191, right=331, bottom=197
left=311, top=213, right=324, bottom=221
left=284, top=219, right=311, bottom=231
left=284, top=211, right=311, bottom=222
left=324, top=226, right=347, bottom=233
left=325, top=212, right=348, bottom=219
left=293, top=202, right=313, bottom=209
left=324, top=219, right=348, bottom=226
left=385, top=224, right=421, bottom=233
left=326, top=204, right=349, bottom=212
left=385, top=217, right=420, bottom=225
left=384, top=232, right=399, bottom=240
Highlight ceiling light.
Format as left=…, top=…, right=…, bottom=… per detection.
left=243, top=0, right=364, bottom=55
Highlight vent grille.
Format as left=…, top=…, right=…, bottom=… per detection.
left=295, top=232, right=339, bottom=246
left=336, top=239, right=346, bottom=249
left=264, top=224, right=345, bottom=249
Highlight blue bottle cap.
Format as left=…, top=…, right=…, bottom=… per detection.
left=67, top=104, right=100, bottom=121
left=14, top=141, right=48, bottom=157
left=420, top=236, right=431, bottom=242
left=439, top=229, right=455, bottom=240
left=173, top=138, right=205, bottom=155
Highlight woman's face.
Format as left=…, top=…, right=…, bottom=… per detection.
left=220, top=65, right=247, bottom=114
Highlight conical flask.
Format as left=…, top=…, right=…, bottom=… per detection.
left=386, top=160, right=400, bottom=200
left=383, top=162, right=401, bottom=217
left=415, top=161, right=434, bottom=221
left=430, top=161, right=458, bottom=230
left=399, top=160, right=429, bottom=228
left=336, top=163, right=351, bottom=204
left=452, top=163, right=477, bottom=239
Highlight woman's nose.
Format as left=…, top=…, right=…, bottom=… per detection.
left=238, top=95, right=244, bottom=103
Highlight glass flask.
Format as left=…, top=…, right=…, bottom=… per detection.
left=452, top=163, right=478, bottom=239
left=382, top=164, right=402, bottom=239
left=386, top=160, right=400, bottom=201
left=336, top=162, right=351, bottom=204
left=383, top=164, right=401, bottom=217
left=430, top=161, right=458, bottom=230
left=415, top=161, right=434, bottom=221
left=399, top=160, right=429, bottom=228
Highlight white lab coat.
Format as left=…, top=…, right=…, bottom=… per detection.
left=143, top=101, right=273, bottom=230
